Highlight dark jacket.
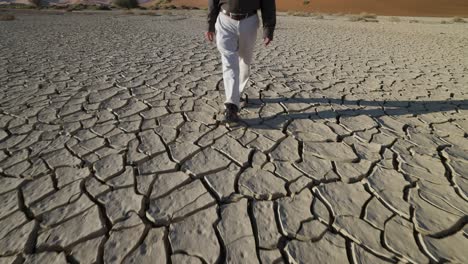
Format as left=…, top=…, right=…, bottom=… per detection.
left=208, top=0, right=276, bottom=40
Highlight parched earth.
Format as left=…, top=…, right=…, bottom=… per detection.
left=0, top=10, right=467, bottom=264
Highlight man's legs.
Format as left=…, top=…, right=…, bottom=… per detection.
left=216, top=14, right=241, bottom=108
left=239, top=15, right=259, bottom=98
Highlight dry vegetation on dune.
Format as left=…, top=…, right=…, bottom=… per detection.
left=360, top=12, right=377, bottom=18
left=348, top=12, right=378, bottom=22
left=28, top=0, right=41, bottom=7
left=440, top=17, right=467, bottom=24
left=66, top=4, right=111, bottom=11
left=451, top=16, right=466, bottom=23
left=114, top=0, right=139, bottom=9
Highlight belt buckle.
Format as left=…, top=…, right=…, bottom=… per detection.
left=230, top=12, right=248, bottom=20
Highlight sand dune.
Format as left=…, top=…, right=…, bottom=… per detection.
left=159, top=0, right=468, bottom=17
left=2, top=0, right=468, bottom=16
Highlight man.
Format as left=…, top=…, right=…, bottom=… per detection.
left=206, top=0, right=276, bottom=124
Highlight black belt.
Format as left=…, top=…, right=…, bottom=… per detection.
left=221, top=9, right=257, bottom=21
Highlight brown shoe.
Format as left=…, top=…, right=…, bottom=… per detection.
left=223, top=103, right=239, bottom=124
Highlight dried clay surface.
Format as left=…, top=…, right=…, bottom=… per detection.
left=0, top=10, right=467, bottom=264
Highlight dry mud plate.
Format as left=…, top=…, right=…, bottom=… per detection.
left=0, top=11, right=468, bottom=263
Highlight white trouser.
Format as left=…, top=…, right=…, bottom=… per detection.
left=215, top=12, right=259, bottom=109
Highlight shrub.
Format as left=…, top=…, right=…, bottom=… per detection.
left=151, top=0, right=173, bottom=9
left=28, top=0, right=41, bottom=7
left=97, top=5, right=112, bottom=10
left=441, top=20, right=448, bottom=24
left=409, top=19, right=419, bottom=23
left=389, top=17, right=401, bottom=22
left=303, top=0, right=310, bottom=5
left=348, top=15, right=364, bottom=22
left=84, top=5, right=112, bottom=11
left=348, top=14, right=378, bottom=22
left=315, top=14, right=324, bottom=19
left=360, top=12, right=377, bottom=19
left=67, top=4, right=87, bottom=11
left=114, top=0, right=139, bottom=9
left=49, top=5, right=68, bottom=10
left=0, top=14, right=15, bottom=21
left=452, top=17, right=466, bottom=23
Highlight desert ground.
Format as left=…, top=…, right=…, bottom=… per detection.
left=0, top=9, right=467, bottom=264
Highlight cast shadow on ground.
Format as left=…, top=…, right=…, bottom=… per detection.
left=238, top=97, right=468, bottom=130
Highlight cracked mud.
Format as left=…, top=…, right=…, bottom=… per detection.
left=0, top=11, right=467, bottom=263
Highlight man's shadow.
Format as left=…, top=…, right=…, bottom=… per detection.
left=238, top=97, right=468, bottom=129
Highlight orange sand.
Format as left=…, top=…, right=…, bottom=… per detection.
left=153, top=0, right=468, bottom=17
